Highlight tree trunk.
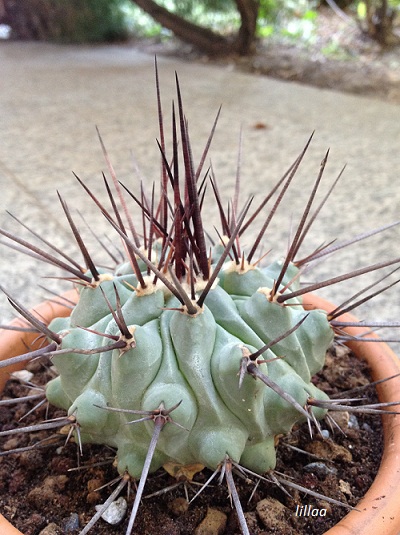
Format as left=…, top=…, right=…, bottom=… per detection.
left=131, top=0, right=259, bottom=56
left=363, top=0, right=399, bottom=46
left=235, top=0, right=259, bottom=55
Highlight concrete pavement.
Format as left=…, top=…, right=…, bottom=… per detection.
left=1, top=41, right=400, bottom=350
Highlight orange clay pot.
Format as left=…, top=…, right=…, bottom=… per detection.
left=0, top=291, right=400, bottom=535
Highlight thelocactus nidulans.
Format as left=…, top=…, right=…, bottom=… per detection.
left=1, top=68, right=400, bottom=535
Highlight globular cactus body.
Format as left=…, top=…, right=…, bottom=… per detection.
left=46, top=251, right=333, bottom=477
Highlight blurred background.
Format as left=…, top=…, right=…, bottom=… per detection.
left=0, top=1, right=399, bottom=51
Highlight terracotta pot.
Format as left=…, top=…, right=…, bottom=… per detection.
left=303, top=294, right=400, bottom=535
left=0, top=289, right=79, bottom=393
left=0, top=291, right=400, bottom=535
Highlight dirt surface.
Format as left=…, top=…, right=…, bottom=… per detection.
left=134, top=6, right=400, bottom=104
left=0, top=343, right=384, bottom=535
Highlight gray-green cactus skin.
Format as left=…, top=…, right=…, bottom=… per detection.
left=46, top=245, right=333, bottom=478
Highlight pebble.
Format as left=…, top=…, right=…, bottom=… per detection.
left=2, top=437, right=20, bottom=451
left=194, top=507, right=227, bottom=535
left=86, top=477, right=104, bottom=505
left=87, top=478, right=104, bottom=493
left=328, top=410, right=350, bottom=430
left=339, top=479, right=352, bottom=497
left=306, top=440, right=353, bottom=462
left=303, top=462, right=338, bottom=477
left=28, top=475, right=68, bottom=508
left=95, top=496, right=127, bottom=525
left=38, top=524, right=62, bottom=535
left=62, top=513, right=80, bottom=532
left=256, top=497, right=288, bottom=531
left=10, top=370, right=34, bottom=382
left=362, top=422, right=373, bottom=432
left=348, top=413, right=360, bottom=429
left=168, top=497, right=189, bottom=516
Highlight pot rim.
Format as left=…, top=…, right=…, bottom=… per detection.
left=0, top=291, right=399, bottom=535
left=303, top=293, right=400, bottom=535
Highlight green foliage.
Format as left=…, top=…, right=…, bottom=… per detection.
left=122, top=5, right=163, bottom=39
left=357, top=1, right=367, bottom=18
left=170, top=0, right=233, bottom=16
left=126, top=0, right=318, bottom=42
left=51, top=0, right=130, bottom=43
left=7, top=0, right=131, bottom=43
left=355, top=0, right=400, bottom=19
left=257, top=0, right=318, bottom=41
left=124, top=0, right=239, bottom=37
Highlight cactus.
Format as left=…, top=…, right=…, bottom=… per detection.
left=1, top=67, right=400, bottom=535
left=45, top=238, right=333, bottom=478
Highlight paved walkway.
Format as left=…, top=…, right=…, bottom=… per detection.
left=1, top=41, right=400, bottom=349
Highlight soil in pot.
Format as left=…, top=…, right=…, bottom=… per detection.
left=0, top=342, right=383, bottom=535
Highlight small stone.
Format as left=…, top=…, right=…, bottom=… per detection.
left=194, top=507, right=227, bottom=535
left=87, top=478, right=104, bottom=493
left=86, top=477, right=104, bottom=505
left=95, top=496, right=127, bottom=525
left=28, top=475, right=68, bottom=507
left=62, top=513, right=80, bottom=532
left=2, top=437, right=20, bottom=451
left=257, top=497, right=288, bottom=531
left=348, top=414, right=360, bottom=429
left=339, top=479, right=352, bottom=497
left=11, top=370, right=34, bottom=382
left=334, top=345, right=351, bottom=358
left=306, top=440, right=353, bottom=462
left=303, top=462, right=338, bottom=477
left=168, top=497, right=189, bottom=516
left=38, top=523, right=62, bottom=535
left=321, top=429, right=330, bottom=439
left=328, top=410, right=350, bottom=430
